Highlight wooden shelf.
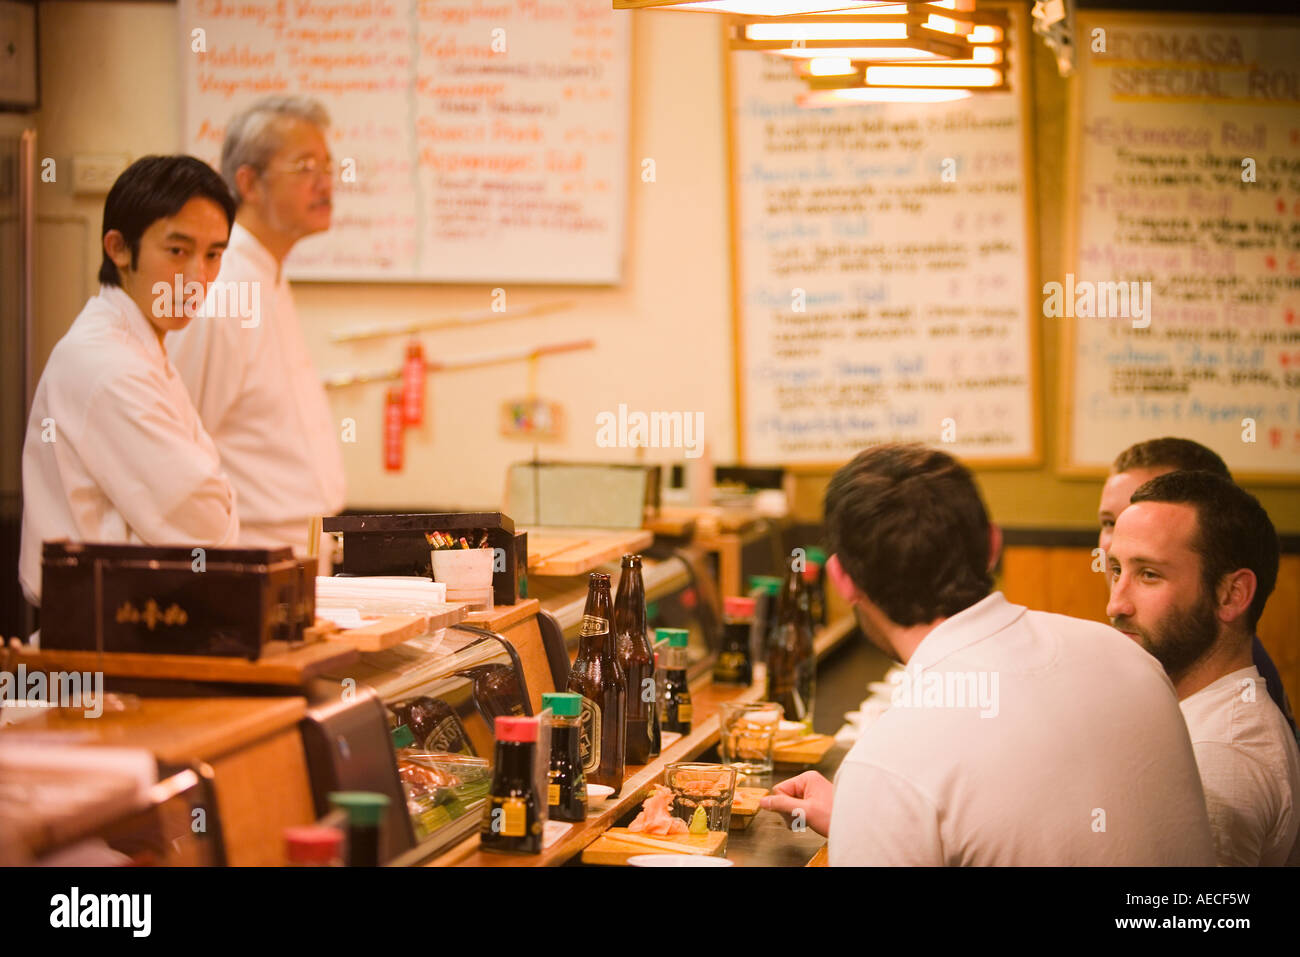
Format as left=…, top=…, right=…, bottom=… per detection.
left=0, top=696, right=307, bottom=766
left=11, top=641, right=358, bottom=687
left=463, top=598, right=540, bottom=634
left=524, top=527, right=654, bottom=577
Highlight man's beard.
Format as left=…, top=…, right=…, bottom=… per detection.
left=1113, top=590, right=1219, bottom=683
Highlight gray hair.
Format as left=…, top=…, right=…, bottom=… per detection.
left=220, top=96, right=330, bottom=203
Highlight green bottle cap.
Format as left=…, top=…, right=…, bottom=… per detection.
left=655, top=627, right=689, bottom=648
left=391, top=724, right=415, bottom=749
left=542, top=692, right=583, bottom=717
left=748, top=575, right=782, bottom=596
left=806, top=546, right=827, bottom=565
left=329, top=791, right=391, bottom=826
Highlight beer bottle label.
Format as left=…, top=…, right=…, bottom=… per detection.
left=579, top=615, right=609, bottom=636
left=578, top=695, right=603, bottom=774
left=678, top=701, right=693, bottom=724
left=547, top=783, right=560, bottom=807
left=425, top=714, right=474, bottom=755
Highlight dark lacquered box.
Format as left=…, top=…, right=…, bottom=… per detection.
left=39, top=541, right=315, bottom=659
left=322, top=512, right=526, bottom=607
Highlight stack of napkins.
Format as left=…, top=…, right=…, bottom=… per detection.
left=315, top=576, right=448, bottom=629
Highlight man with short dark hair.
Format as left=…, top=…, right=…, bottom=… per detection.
left=169, top=96, right=344, bottom=562
left=19, top=156, right=239, bottom=604
left=1108, top=471, right=1300, bottom=865
left=1098, top=437, right=1294, bottom=734
left=761, top=444, right=1214, bottom=865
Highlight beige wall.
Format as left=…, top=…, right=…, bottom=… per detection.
left=29, top=2, right=1299, bottom=531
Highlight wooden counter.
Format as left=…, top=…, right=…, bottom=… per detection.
left=426, top=613, right=856, bottom=867
left=426, top=676, right=765, bottom=867
left=0, top=697, right=315, bottom=866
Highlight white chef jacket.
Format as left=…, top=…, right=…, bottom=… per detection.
left=1180, top=666, right=1300, bottom=866
left=828, top=592, right=1215, bottom=866
left=19, top=285, right=239, bottom=604
left=167, top=223, right=345, bottom=555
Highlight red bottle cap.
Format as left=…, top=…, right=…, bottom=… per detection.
left=724, top=596, right=757, bottom=618
left=802, top=565, right=820, bottom=583
left=284, top=826, right=343, bottom=865
left=495, top=716, right=539, bottom=743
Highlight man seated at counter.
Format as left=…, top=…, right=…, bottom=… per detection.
left=1098, top=437, right=1295, bottom=737
left=168, top=95, right=345, bottom=562
left=19, top=155, right=240, bottom=605
left=1107, top=471, right=1300, bottom=865
left=761, top=443, right=1214, bottom=865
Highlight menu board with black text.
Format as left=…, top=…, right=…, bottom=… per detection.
left=729, top=6, right=1037, bottom=466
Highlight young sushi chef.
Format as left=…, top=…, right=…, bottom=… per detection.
left=19, top=155, right=240, bottom=605
left=167, top=96, right=345, bottom=560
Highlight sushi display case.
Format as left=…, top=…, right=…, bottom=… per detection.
left=320, top=622, right=535, bottom=864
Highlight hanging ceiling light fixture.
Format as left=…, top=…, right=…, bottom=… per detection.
left=729, top=7, right=975, bottom=62
left=791, top=6, right=1009, bottom=106
left=612, top=1, right=898, bottom=14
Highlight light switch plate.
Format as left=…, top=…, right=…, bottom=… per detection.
left=71, top=153, right=131, bottom=195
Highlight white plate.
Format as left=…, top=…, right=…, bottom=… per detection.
left=627, top=854, right=734, bottom=867
left=586, top=784, right=615, bottom=803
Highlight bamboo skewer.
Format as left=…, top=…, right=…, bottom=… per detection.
left=330, top=300, right=574, bottom=343
left=322, top=338, right=595, bottom=390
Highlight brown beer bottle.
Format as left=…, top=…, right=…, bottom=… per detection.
left=614, top=554, right=658, bottom=764
left=566, top=572, right=627, bottom=794
left=766, top=555, right=816, bottom=729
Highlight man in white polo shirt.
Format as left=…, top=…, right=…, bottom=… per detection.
left=168, top=96, right=344, bottom=560
left=1108, top=470, right=1300, bottom=865
left=762, top=444, right=1214, bottom=865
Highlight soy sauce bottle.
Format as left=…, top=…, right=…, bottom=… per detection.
left=658, top=628, right=692, bottom=735
left=614, top=554, right=657, bottom=764
left=542, top=692, right=588, bottom=823
left=328, top=792, right=390, bottom=867
left=481, top=716, right=544, bottom=854
left=566, top=573, right=627, bottom=794
left=714, top=595, right=756, bottom=686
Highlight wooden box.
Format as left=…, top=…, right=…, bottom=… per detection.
left=39, top=541, right=313, bottom=659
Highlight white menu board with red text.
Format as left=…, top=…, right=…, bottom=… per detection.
left=179, top=0, right=630, bottom=283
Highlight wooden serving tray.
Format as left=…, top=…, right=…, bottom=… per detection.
left=580, top=827, right=727, bottom=865
left=524, top=527, right=654, bottom=577
left=306, top=612, right=446, bottom=652
left=730, top=787, right=768, bottom=830
left=773, top=733, right=836, bottom=769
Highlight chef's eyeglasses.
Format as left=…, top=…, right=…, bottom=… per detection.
left=266, top=157, right=334, bottom=180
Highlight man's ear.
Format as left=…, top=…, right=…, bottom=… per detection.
left=987, top=522, right=1003, bottom=574
left=234, top=164, right=260, bottom=206
left=1216, top=568, right=1257, bottom=627
left=826, top=553, right=858, bottom=603
left=104, top=229, right=132, bottom=273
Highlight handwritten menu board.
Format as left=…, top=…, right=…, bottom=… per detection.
left=1065, top=13, right=1300, bottom=478
left=729, top=7, right=1037, bottom=467
left=178, top=0, right=629, bottom=283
